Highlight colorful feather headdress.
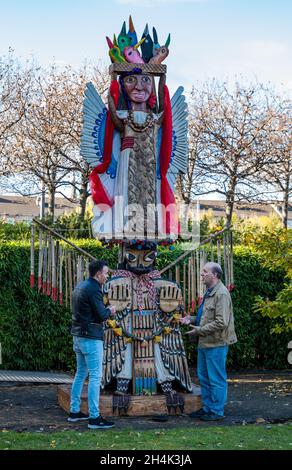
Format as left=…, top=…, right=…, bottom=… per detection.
left=106, top=16, right=171, bottom=65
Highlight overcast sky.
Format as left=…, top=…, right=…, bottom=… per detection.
left=1, top=0, right=291, bottom=97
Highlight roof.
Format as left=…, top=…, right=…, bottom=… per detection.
left=197, top=199, right=292, bottom=220
left=0, top=195, right=77, bottom=222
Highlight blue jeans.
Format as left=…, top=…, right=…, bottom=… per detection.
left=70, top=336, right=104, bottom=419
left=197, top=345, right=228, bottom=416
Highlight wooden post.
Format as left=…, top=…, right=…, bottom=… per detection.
left=188, top=257, right=191, bottom=313
left=42, top=236, right=47, bottom=294
left=46, top=237, right=52, bottom=296
left=223, top=233, right=229, bottom=288
left=196, top=250, right=200, bottom=305
left=37, top=230, right=43, bottom=291
left=68, top=251, right=73, bottom=308
left=30, top=224, right=35, bottom=288
left=59, top=245, right=63, bottom=305
left=217, top=238, right=221, bottom=265
left=183, top=263, right=186, bottom=311
left=65, top=250, right=68, bottom=308
left=51, top=239, right=57, bottom=302
left=210, top=239, right=214, bottom=262
left=192, top=253, right=196, bottom=313
left=175, top=265, right=180, bottom=285
left=230, top=230, right=234, bottom=287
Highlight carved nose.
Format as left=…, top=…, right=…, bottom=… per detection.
left=135, top=81, right=143, bottom=90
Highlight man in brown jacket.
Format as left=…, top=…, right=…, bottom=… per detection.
left=183, top=262, right=237, bottom=421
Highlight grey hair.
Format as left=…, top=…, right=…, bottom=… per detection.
left=206, top=262, right=223, bottom=279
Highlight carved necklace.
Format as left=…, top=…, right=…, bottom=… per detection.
left=125, top=110, right=155, bottom=133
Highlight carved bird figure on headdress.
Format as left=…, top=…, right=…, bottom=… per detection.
left=140, top=24, right=154, bottom=63
left=152, top=27, right=160, bottom=57
left=149, top=34, right=170, bottom=64
left=117, top=21, right=131, bottom=54
left=123, top=37, right=146, bottom=64
left=106, top=37, right=125, bottom=63
left=127, top=15, right=138, bottom=46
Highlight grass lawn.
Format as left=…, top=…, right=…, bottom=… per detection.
left=0, top=423, right=291, bottom=450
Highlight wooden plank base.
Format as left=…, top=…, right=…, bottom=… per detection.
left=58, top=384, right=201, bottom=417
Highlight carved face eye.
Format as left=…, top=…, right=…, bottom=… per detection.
left=141, top=75, right=151, bottom=84
left=144, top=251, right=157, bottom=262
left=161, top=48, right=166, bottom=53
left=125, top=76, right=136, bottom=84
left=128, top=51, right=132, bottom=55
left=126, top=253, right=137, bottom=262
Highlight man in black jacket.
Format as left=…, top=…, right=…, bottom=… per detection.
left=68, top=260, right=116, bottom=429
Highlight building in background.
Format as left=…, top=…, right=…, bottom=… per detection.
left=0, top=195, right=77, bottom=224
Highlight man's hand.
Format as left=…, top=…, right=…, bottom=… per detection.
left=184, top=325, right=200, bottom=336
left=109, top=305, right=116, bottom=316
left=180, top=315, right=191, bottom=325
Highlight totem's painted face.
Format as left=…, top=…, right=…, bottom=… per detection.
left=125, top=247, right=157, bottom=274
left=123, top=74, right=153, bottom=104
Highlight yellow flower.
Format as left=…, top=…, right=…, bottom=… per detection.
left=113, top=328, right=123, bottom=337
left=125, top=337, right=133, bottom=343
left=108, top=319, right=117, bottom=329
left=103, top=296, right=109, bottom=305
left=154, top=336, right=162, bottom=343
left=164, top=327, right=172, bottom=335
left=172, top=313, right=182, bottom=323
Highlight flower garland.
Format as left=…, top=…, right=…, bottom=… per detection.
left=106, top=308, right=183, bottom=343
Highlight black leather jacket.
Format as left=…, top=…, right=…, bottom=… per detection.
left=70, top=277, right=111, bottom=340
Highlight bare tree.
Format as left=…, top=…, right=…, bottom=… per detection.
left=12, top=61, right=109, bottom=221
left=0, top=50, right=35, bottom=177
left=177, top=116, right=206, bottom=205
left=261, top=108, right=292, bottom=228
left=45, top=62, right=109, bottom=220
left=185, top=80, right=282, bottom=225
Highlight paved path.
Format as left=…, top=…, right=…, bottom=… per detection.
left=0, top=370, right=291, bottom=431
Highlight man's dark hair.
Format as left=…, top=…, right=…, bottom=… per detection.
left=89, top=260, right=108, bottom=277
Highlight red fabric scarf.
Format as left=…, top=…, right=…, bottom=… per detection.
left=159, top=85, right=177, bottom=235
left=90, top=80, right=119, bottom=206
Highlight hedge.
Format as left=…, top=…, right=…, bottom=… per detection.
left=0, top=241, right=290, bottom=372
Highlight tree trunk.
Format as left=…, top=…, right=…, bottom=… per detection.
left=47, top=186, right=56, bottom=222
left=225, top=175, right=237, bottom=226
left=282, top=183, right=289, bottom=229
left=40, top=180, right=46, bottom=220
left=79, top=176, right=89, bottom=222
left=225, top=190, right=235, bottom=227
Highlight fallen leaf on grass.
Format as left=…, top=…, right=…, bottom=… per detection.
left=256, top=418, right=266, bottom=424
left=50, top=440, right=57, bottom=449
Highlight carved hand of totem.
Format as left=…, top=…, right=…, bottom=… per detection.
left=107, top=280, right=131, bottom=312
left=159, top=284, right=182, bottom=313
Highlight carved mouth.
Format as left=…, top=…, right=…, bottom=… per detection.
left=132, top=92, right=146, bottom=100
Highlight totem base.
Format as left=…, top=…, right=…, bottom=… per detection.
left=57, top=384, right=202, bottom=417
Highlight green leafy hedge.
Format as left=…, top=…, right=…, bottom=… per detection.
left=0, top=241, right=290, bottom=372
